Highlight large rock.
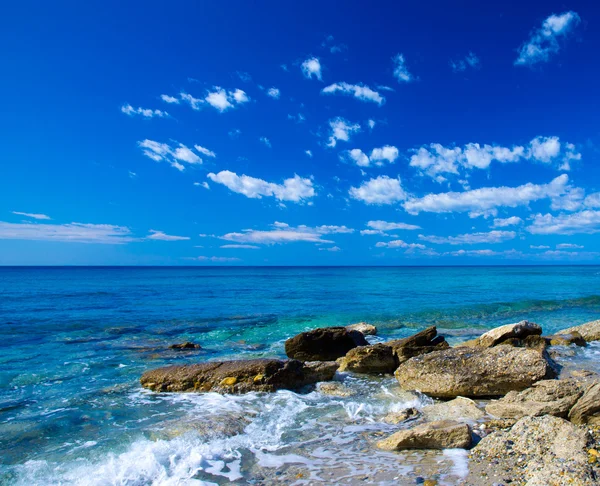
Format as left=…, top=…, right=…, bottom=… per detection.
left=376, top=420, right=472, bottom=451
left=140, top=358, right=338, bottom=394
left=395, top=346, right=555, bottom=398
left=545, top=332, right=586, bottom=347
left=285, top=327, right=368, bottom=361
left=558, top=319, right=600, bottom=342
left=422, top=396, right=485, bottom=421
left=485, top=379, right=584, bottom=419
left=476, top=320, right=542, bottom=348
left=569, top=382, right=600, bottom=425
left=337, top=343, right=397, bottom=374
left=345, top=322, right=377, bottom=336
left=387, top=326, right=449, bottom=365
left=468, top=415, right=595, bottom=486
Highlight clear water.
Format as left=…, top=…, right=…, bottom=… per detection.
left=0, top=266, right=599, bottom=485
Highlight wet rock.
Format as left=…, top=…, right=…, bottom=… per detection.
left=317, top=381, right=356, bottom=397
left=569, top=382, right=600, bottom=425
left=169, top=342, right=202, bottom=350
left=382, top=407, right=420, bottom=424
left=474, top=320, right=543, bottom=348
left=376, top=420, right=472, bottom=451
left=337, top=343, right=397, bottom=374
left=395, top=346, right=555, bottom=398
left=285, top=327, right=368, bottom=361
left=387, top=327, right=449, bottom=364
left=422, top=396, right=485, bottom=421
left=141, top=358, right=338, bottom=393
left=544, top=331, right=586, bottom=347
left=486, top=379, right=584, bottom=419
left=558, top=319, right=600, bottom=342
left=469, top=415, right=595, bottom=485
left=345, top=322, right=377, bottom=336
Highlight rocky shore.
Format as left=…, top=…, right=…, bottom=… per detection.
left=141, top=318, right=600, bottom=485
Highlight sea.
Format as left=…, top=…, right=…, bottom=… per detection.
left=0, top=266, right=599, bottom=485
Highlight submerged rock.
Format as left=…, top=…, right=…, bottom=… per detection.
left=376, top=419, right=472, bottom=451
left=395, top=346, right=555, bottom=398
left=345, top=322, right=377, bottom=336
left=558, top=319, right=600, bottom=342
left=485, top=379, right=584, bottom=419
left=169, top=342, right=202, bottom=350
left=317, top=381, right=356, bottom=397
left=469, top=415, right=595, bottom=486
left=337, top=343, right=397, bottom=374
left=569, top=382, right=600, bottom=425
left=140, top=358, right=338, bottom=393
left=422, top=396, right=485, bottom=421
left=545, top=331, right=586, bottom=347
left=285, top=327, right=368, bottom=361
left=382, top=407, right=420, bottom=425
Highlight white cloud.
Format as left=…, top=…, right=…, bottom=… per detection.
left=492, top=216, right=523, bottom=227
left=366, top=220, right=421, bottom=232
left=194, top=256, right=241, bottom=262
left=178, top=88, right=249, bottom=112
left=370, top=145, right=399, bottom=164
left=322, top=82, right=385, bottom=105
left=301, top=57, right=322, bottom=80
left=557, top=243, right=584, bottom=249
left=121, top=104, right=167, bottom=118
left=267, top=87, right=280, bottom=99
left=375, top=240, right=426, bottom=250
left=584, top=193, right=600, bottom=208
left=288, top=113, right=306, bottom=123
left=392, top=53, right=414, bottom=83
left=419, top=230, right=516, bottom=245
left=0, top=221, right=134, bottom=244
left=147, top=230, right=190, bottom=241
left=349, top=176, right=407, bottom=205
left=319, top=246, right=341, bottom=252
left=12, top=211, right=51, bottom=220
left=221, top=223, right=335, bottom=245
left=347, top=149, right=370, bottom=167
left=550, top=186, right=585, bottom=211
left=404, top=174, right=570, bottom=216
left=194, top=145, right=216, bottom=158
left=138, top=139, right=204, bottom=170
left=447, top=249, right=503, bottom=257
left=327, top=118, right=361, bottom=148
left=220, top=244, right=260, bottom=249
left=305, top=150, right=313, bottom=158
left=260, top=137, right=272, bottom=148
left=322, top=35, right=346, bottom=54
left=194, top=182, right=210, bottom=189
left=160, top=94, right=180, bottom=104
left=368, top=119, right=376, bottom=130
left=207, top=170, right=315, bottom=203
left=313, top=225, right=354, bottom=234
left=179, top=92, right=204, bottom=110
left=515, top=11, right=581, bottom=66
left=450, top=52, right=480, bottom=72
left=527, top=210, right=600, bottom=235
left=530, top=245, right=550, bottom=249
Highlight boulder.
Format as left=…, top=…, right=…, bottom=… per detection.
left=337, top=343, right=397, bottom=374
left=422, top=396, right=485, bottom=421
left=545, top=332, right=586, bottom=347
left=468, top=415, right=595, bottom=486
left=376, top=420, right=472, bottom=451
left=345, top=322, right=377, bottom=336
left=496, top=334, right=548, bottom=352
left=387, top=327, right=449, bottom=364
left=285, top=327, right=368, bottom=361
left=382, top=407, right=420, bottom=425
left=558, top=319, right=600, bottom=342
left=169, top=342, right=201, bottom=350
left=140, top=358, right=338, bottom=394
left=568, top=382, right=600, bottom=425
left=476, top=320, right=542, bottom=348
left=485, top=379, right=584, bottom=419
left=395, top=346, right=555, bottom=398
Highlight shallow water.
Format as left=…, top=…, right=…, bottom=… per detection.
left=0, top=266, right=599, bottom=484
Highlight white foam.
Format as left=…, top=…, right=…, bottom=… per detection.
left=443, top=448, right=469, bottom=478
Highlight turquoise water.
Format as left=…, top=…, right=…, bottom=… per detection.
left=1, top=266, right=599, bottom=485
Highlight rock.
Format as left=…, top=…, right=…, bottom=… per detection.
left=140, top=358, right=338, bottom=394
left=387, top=327, right=449, bottom=364
left=558, top=319, right=600, bottom=342
left=486, top=379, right=584, bottom=419
left=337, top=343, right=397, bottom=374
left=169, top=342, right=201, bottom=350
left=285, top=327, right=368, bottom=361
left=376, top=420, right=472, bottom=451
left=496, top=334, right=548, bottom=352
left=345, top=322, right=377, bottom=336
left=395, top=346, right=555, bottom=398
left=382, top=407, right=420, bottom=424
left=545, top=331, right=586, bottom=347
left=317, top=381, right=356, bottom=397
left=469, top=415, right=595, bottom=485
left=476, top=320, right=542, bottom=348
left=569, top=382, right=600, bottom=425
left=422, top=396, right=485, bottom=421
left=387, top=326, right=438, bottom=348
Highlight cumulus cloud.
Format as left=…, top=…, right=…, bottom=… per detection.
left=305, top=150, right=313, bottom=158
left=346, top=145, right=399, bottom=167
left=349, top=176, right=407, bottom=205
left=584, top=193, right=600, bottom=208
left=301, top=57, right=322, bottom=80
left=364, top=220, right=421, bottom=235
left=0, top=221, right=134, bottom=244
left=160, top=94, right=180, bottom=104
left=375, top=240, right=426, bottom=250
left=207, top=171, right=315, bottom=203
left=515, top=11, right=581, bottom=67
left=267, top=87, right=280, bottom=99
left=259, top=137, right=272, bottom=148
left=419, top=230, right=515, bottom=245
left=492, top=216, right=523, bottom=227
left=138, top=140, right=204, bottom=171
left=322, top=82, right=385, bottom=105
left=194, top=256, right=241, bottom=262
left=147, top=230, right=190, bottom=241
left=194, top=145, right=216, bottom=158
left=450, top=52, right=480, bottom=72
left=403, top=174, right=570, bottom=216
left=556, top=243, right=584, bottom=249
left=319, top=246, right=341, bottom=252
left=327, top=118, right=361, bottom=147
left=220, top=244, right=260, bottom=249
left=121, top=104, right=167, bottom=118
left=392, top=53, right=414, bottom=83
left=179, top=92, right=204, bottom=110
left=530, top=245, right=550, bottom=249
left=447, top=249, right=503, bottom=257
left=173, top=88, right=249, bottom=112
left=527, top=210, right=600, bottom=235
left=194, top=181, right=210, bottom=189
left=12, top=211, right=51, bottom=220
left=221, top=223, right=335, bottom=245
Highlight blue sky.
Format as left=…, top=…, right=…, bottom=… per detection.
left=1, top=0, right=600, bottom=265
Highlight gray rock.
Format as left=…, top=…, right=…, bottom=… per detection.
left=558, top=319, right=600, bottom=342
left=140, top=358, right=338, bottom=393
left=345, top=322, right=377, bottom=336
left=422, top=396, right=485, bottom=421
left=337, top=343, right=397, bottom=374
left=285, top=327, right=368, bottom=361
left=544, top=332, right=586, bottom=347
left=485, top=379, right=584, bottom=419
left=477, top=320, right=542, bottom=348
left=568, top=382, right=600, bottom=425
left=395, top=346, right=555, bottom=398
left=376, top=419, right=472, bottom=450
